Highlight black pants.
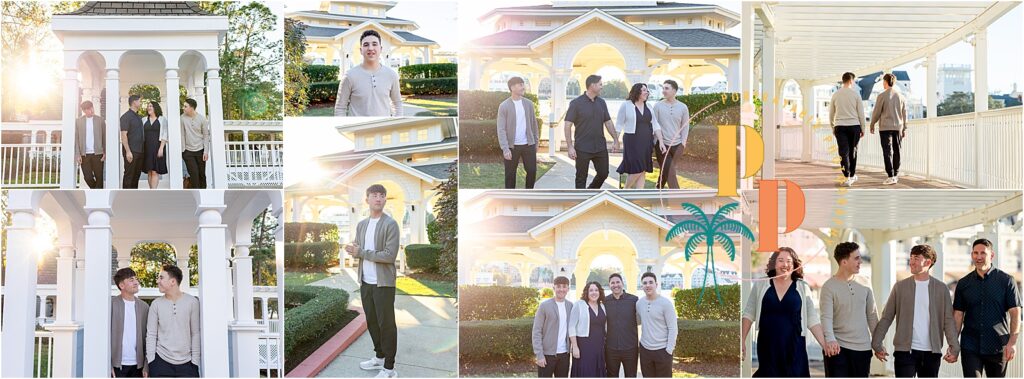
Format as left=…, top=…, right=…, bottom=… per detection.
left=81, top=154, right=104, bottom=189
left=894, top=350, right=941, bottom=378
left=654, top=143, right=682, bottom=189
left=606, top=347, right=638, bottom=377
left=574, top=149, right=609, bottom=189
left=823, top=347, right=872, bottom=377
left=537, top=352, right=570, bottom=377
left=879, top=130, right=902, bottom=178
left=504, top=144, right=538, bottom=189
left=182, top=149, right=207, bottom=189
left=361, top=281, right=397, bottom=370
left=833, top=125, right=862, bottom=178
left=112, top=364, right=143, bottom=377
left=962, top=351, right=1006, bottom=377
left=147, top=355, right=199, bottom=378
left=638, top=346, right=672, bottom=378
left=122, top=150, right=144, bottom=189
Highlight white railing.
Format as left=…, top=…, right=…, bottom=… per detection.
left=225, top=141, right=283, bottom=188
left=256, top=318, right=283, bottom=334
left=777, top=125, right=803, bottom=160
left=34, top=330, right=54, bottom=378
left=1, top=143, right=62, bottom=188
left=258, top=334, right=283, bottom=378
left=786, top=107, right=1022, bottom=188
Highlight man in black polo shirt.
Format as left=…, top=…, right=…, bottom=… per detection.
left=119, top=95, right=145, bottom=189
left=953, top=238, right=1021, bottom=377
left=604, top=273, right=639, bottom=377
left=563, top=74, right=620, bottom=189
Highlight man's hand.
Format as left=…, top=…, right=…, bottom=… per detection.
left=1005, top=344, right=1016, bottom=362
left=143, top=368, right=149, bottom=378
left=536, top=356, right=547, bottom=368
left=202, top=152, right=209, bottom=162
left=345, top=242, right=360, bottom=256
left=860, top=131, right=865, bottom=138
left=503, top=149, right=512, bottom=161
left=572, top=344, right=580, bottom=359
left=611, top=140, right=621, bottom=153
left=125, top=151, right=134, bottom=163
left=568, top=146, right=577, bottom=160
left=875, top=348, right=888, bottom=362
left=658, top=141, right=667, bottom=154
left=76, top=155, right=82, bottom=165
left=901, top=130, right=906, bottom=139
left=100, top=154, right=105, bottom=162
left=826, top=341, right=840, bottom=357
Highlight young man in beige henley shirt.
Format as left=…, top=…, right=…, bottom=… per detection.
left=820, top=242, right=878, bottom=377
left=869, top=73, right=908, bottom=185
left=830, top=72, right=867, bottom=187
left=180, top=98, right=211, bottom=189
left=334, top=30, right=403, bottom=117
left=146, top=265, right=201, bottom=377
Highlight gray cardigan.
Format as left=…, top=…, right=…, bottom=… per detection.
left=870, top=88, right=908, bottom=132
left=871, top=275, right=960, bottom=355
left=111, top=295, right=149, bottom=370
left=532, top=298, right=573, bottom=361
left=75, top=115, right=106, bottom=156
left=496, top=97, right=539, bottom=151
left=354, top=213, right=401, bottom=287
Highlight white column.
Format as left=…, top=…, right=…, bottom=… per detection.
left=207, top=69, right=229, bottom=188
left=104, top=69, right=122, bottom=189
left=82, top=190, right=115, bottom=377
left=178, top=257, right=191, bottom=289
left=973, top=27, right=989, bottom=113
left=726, top=58, right=740, bottom=92
left=925, top=53, right=937, bottom=179
left=117, top=244, right=131, bottom=268
left=927, top=233, right=946, bottom=282
left=48, top=244, right=83, bottom=378
left=194, top=71, right=207, bottom=115
left=260, top=297, right=270, bottom=322
left=230, top=242, right=262, bottom=378
left=195, top=191, right=230, bottom=377
left=166, top=68, right=185, bottom=189
left=741, top=2, right=755, bottom=193
left=800, top=81, right=815, bottom=162
left=1, top=192, right=40, bottom=378
left=74, top=234, right=87, bottom=330
left=762, top=28, right=777, bottom=178
left=549, top=69, right=569, bottom=156
left=61, top=69, right=80, bottom=188
left=868, top=232, right=897, bottom=375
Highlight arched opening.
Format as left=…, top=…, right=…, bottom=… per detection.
left=572, top=229, right=639, bottom=297
left=128, top=242, right=198, bottom=288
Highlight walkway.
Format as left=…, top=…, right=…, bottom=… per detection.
left=535, top=151, right=619, bottom=189
left=767, top=160, right=959, bottom=189
left=309, top=268, right=458, bottom=378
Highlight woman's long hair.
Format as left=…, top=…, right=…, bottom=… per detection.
left=148, top=101, right=163, bottom=118
left=765, top=247, right=804, bottom=280
left=580, top=281, right=605, bottom=304
left=626, top=83, right=647, bottom=103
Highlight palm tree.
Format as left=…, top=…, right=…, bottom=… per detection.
left=665, top=202, right=754, bottom=305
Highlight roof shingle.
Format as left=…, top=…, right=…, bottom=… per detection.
left=61, top=1, right=212, bottom=16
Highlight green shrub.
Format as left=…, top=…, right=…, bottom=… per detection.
left=673, top=284, right=740, bottom=321
left=284, top=285, right=350, bottom=369
left=426, top=220, right=439, bottom=244
left=405, top=244, right=441, bottom=273
left=676, top=93, right=738, bottom=125
left=284, top=241, right=339, bottom=270
left=285, top=222, right=339, bottom=243
left=308, top=81, right=339, bottom=103
left=681, top=125, right=718, bottom=162
left=398, top=63, right=457, bottom=79
left=459, top=285, right=539, bottom=321
left=677, top=319, right=740, bottom=361
left=458, top=119, right=543, bottom=163
left=458, top=90, right=539, bottom=121
left=303, top=64, right=339, bottom=83
left=400, top=77, right=457, bottom=96
left=539, top=287, right=553, bottom=299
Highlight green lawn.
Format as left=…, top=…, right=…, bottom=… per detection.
left=405, top=95, right=457, bottom=117
left=639, top=170, right=713, bottom=189
left=301, top=103, right=334, bottom=117
left=3, top=172, right=60, bottom=186
left=459, top=161, right=555, bottom=189
left=396, top=276, right=456, bottom=298
left=34, top=338, right=51, bottom=377
left=284, top=271, right=331, bottom=286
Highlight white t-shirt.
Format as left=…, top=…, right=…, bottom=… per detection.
left=85, top=117, right=96, bottom=154
left=911, top=280, right=931, bottom=351
left=512, top=99, right=528, bottom=145
left=361, top=217, right=380, bottom=285
left=555, top=300, right=568, bottom=353
left=122, top=299, right=137, bottom=365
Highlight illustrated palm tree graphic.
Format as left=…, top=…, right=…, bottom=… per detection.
left=665, top=202, right=755, bottom=305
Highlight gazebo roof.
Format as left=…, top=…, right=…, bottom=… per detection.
left=301, top=25, right=435, bottom=44
left=60, top=1, right=212, bottom=16
left=470, top=27, right=738, bottom=49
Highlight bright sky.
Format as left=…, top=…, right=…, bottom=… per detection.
left=286, top=1, right=458, bottom=51
left=282, top=117, right=356, bottom=187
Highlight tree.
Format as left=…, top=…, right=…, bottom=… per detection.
left=129, top=243, right=199, bottom=288
left=666, top=202, right=754, bottom=305
left=432, top=162, right=458, bottom=280
left=284, top=17, right=309, bottom=116
left=602, top=80, right=629, bottom=99
left=250, top=207, right=279, bottom=286
left=936, top=91, right=1004, bottom=117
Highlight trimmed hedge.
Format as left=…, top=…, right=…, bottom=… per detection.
left=405, top=244, right=441, bottom=273
left=400, top=77, right=457, bottom=96
left=676, top=93, right=739, bottom=126
left=458, top=119, right=543, bottom=163
left=459, top=285, right=540, bottom=321
left=303, top=64, right=339, bottom=83
left=284, top=285, right=350, bottom=369
left=459, top=317, right=739, bottom=363
left=674, top=284, right=740, bottom=321
left=398, top=63, right=457, bottom=79
left=459, top=90, right=539, bottom=121
left=284, top=222, right=339, bottom=243
left=427, top=220, right=439, bottom=244
left=284, top=241, right=339, bottom=270
left=308, top=81, right=339, bottom=104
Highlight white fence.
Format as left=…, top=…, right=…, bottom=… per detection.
left=776, top=107, right=1023, bottom=188
left=33, top=331, right=54, bottom=378
left=226, top=141, right=284, bottom=187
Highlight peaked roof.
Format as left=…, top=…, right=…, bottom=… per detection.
left=61, top=1, right=212, bottom=16
left=332, top=153, right=440, bottom=185
left=528, top=9, right=670, bottom=51
left=528, top=191, right=675, bottom=238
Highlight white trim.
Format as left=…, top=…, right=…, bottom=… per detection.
left=333, top=153, right=439, bottom=186
left=527, top=9, right=670, bottom=52
left=480, top=5, right=740, bottom=28
left=527, top=191, right=674, bottom=238
left=317, top=141, right=458, bottom=163
left=288, top=10, right=418, bottom=28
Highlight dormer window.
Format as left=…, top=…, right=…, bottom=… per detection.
left=382, top=134, right=392, bottom=145
left=417, top=129, right=428, bottom=141
left=399, top=131, right=410, bottom=143
left=364, top=136, right=375, bottom=148
left=536, top=20, right=551, bottom=27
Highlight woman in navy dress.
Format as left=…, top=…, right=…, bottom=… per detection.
left=570, top=281, right=607, bottom=377
left=142, top=101, right=168, bottom=189
left=616, top=83, right=665, bottom=189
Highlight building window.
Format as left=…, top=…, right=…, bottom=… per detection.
left=688, top=18, right=693, bottom=25
left=417, top=129, right=428, bottom=140
left=536, top=20, right=551, bottom=27
left=531, top=205, right=547, bottom=213
left=399, top=132, right=410, bottom=143
left=364, top=137, right=375, bottom=148
left=658, top=19, right=671, bottom=26
left=382, top=134, right=392, bottom=145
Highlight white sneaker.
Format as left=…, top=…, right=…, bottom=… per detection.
left=360, top=357, right=385, bottom=370
left=893, top=176, right=899, bottom=184
left=850, top=175, right=859, bottom=184
left=883, top=177, right=897, bottom=185
left=375, top=368, right=398, bottom=378
left=842, top=178, right=853, bottom=187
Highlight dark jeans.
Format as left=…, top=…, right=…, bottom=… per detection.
left=823, top=347, right=872, bottom=377
left=833, top=125, right=861, bottom=178
left=361, top=281, right=397, bottom=370
left=654, top=143, right=682, bottom=189
left=537, top=352, right=570, bottom=377
left=147, top=355, right=199, bottom=378
left=606, top=347, right=638, bottom=377
left=112, top=364, right=143, bottom=378
left=962, top=351, right=1006, bottom=377
left=81, top=154, right=104, bottom=189
left=122, top=150, right=144, bottom=189
left=182, top=149, right=207, bottom=189
left=894, top=350, right=941, bottom=378
left=879, top=130, right=902, bottom=177
left=574, top=149, right=609, bottom=189
left=638, top=346, right=672, bottom=378
left=504, top=144, right=537, bottom=189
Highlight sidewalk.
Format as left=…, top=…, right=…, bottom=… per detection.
left=534, top=151, right=620, bottom=189
left=308, top=268, right=458, bottom=378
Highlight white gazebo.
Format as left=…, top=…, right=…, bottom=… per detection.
left=739, top=189, right=1024, bottom=377
left=1, top=189, right=285, bottom=378
left=50, top=1, right=231, bottom=189
left=743, top=1, right=1022, bottom=189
